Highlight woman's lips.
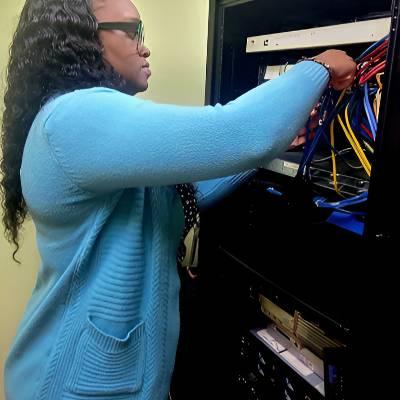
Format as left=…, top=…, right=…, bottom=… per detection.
left=142, top=65, right=151, bottom=77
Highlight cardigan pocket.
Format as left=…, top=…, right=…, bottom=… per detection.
left=66, top=317, right=146, bottom=396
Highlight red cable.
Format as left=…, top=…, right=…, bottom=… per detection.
left=359, top=61, right=386, bottom=85
left=359, top=40, right=389, bottom=63
left=357, top=48, right=388, bottom=77
left=361, top=123, right=374, bottom=140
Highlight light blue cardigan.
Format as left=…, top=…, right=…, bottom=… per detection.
left=4, top=61, right=328, bottom=400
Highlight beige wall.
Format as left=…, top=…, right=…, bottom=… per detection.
left=135, top=0, right=209, bottom=105
left=0, top=1, right=209, bottom=399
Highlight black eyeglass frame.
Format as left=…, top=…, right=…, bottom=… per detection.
left=97, top=20, right=145, bottom=49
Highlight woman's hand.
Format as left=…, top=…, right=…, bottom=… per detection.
left=289, top=107, right=319, bottom=149
left=289, top=50, right=356, bottom=149
left=313, top=49, right=357, bottom=90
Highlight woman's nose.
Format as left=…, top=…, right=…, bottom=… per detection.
left=139, top=45, right=150, bottom=58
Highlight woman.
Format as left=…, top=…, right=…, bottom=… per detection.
left=1, top=0, right=356, bottom=399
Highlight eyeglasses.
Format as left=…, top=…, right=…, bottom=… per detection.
left=97, top=20, right=145, bottom=50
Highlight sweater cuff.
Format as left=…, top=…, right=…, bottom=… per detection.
left=286, top=60, right=330, bottom=88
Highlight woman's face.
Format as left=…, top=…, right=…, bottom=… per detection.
left=93, top=0, right=151, bottom=94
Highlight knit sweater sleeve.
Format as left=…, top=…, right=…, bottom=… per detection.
left=194, top=170, right=257, bottom=209
left=43, top=61, right=328, bottom=193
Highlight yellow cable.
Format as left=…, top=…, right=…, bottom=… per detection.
left=337, top=110, right=370, bottom=175
left=336, top=90, right=347, bottom=106
left=338, top=115, right=370, bottom=176
left=345, top=104, right=371, bottom=163
left=375, top=73, right=383, bottom=121
left=330, top=119, right=340, bottom=194
left=364, top=140, right=374, bottom=154
left=330, top=90, right=347, bottom=194
left=337, top=105, right=371, bottom=176
left=376, top=73, right=383, bottom=89
left=345, top=105, right=371, bottom=174
left=376, top=89, right=382, bottom=120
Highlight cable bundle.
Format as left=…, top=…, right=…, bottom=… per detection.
left=297, top=35, right=389, bottom=207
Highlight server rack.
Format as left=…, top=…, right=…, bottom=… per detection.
left=172, top=1, right=399, bottom=399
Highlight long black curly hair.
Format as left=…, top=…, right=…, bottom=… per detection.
left=1, top=0, right=126, bottom=261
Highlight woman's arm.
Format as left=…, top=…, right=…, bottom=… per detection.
left=194, top=170, right=257, bottom=209
left=43, top=62, right=328, bottom=193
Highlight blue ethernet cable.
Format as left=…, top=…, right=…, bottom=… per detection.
left=363, top=84, right=377, bottom=139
